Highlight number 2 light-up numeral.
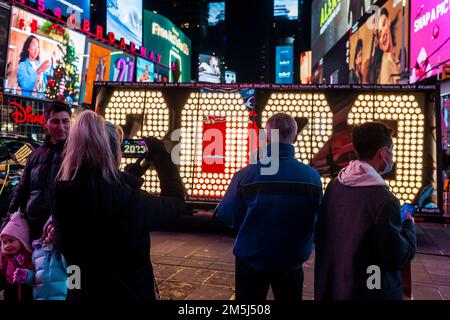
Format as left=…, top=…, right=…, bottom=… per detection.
left=347, top=94, right=424, bottom=203
left=104, top=90, right=170, bottom=193
left=261, top=93, right=334, bottom=187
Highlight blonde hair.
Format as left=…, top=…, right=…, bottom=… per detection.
left=57, top=110, right=120, bottom=182
left=105, top=121, right=123, bottom=168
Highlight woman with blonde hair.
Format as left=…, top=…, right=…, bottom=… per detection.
left=53, top=110, right=185, bottom=300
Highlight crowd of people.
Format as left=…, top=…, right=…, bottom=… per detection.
left=0, top=102, right=416, bottom=301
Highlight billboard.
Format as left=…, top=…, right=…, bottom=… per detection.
left=109, top=52, right=135, bottom=82
left=208, top=2, right=225, bottom=26
left=30, top=0, right=90, bottom=22
left=274, top=0, right=298, bottom=20
left=410, top=0, right=450, bottom=82
left=136, top=57, right=155, bottom=82
left=107, top=0, right=142, bottom=46
left=198, top=54, right=222, bottom=83
left=83, top=42, right=111, bottom=104
left=275, top=45, right=293, bottom=84
left=311, top=0, right=376, bottom=67
left=300, top=51, right=312, bottom=84
left=5, top=6, right=86, bottom=104
left=225, top=70, right=236, bottom=83
left=0, top=4, right=10, bottom=80
left=143, top=10, right=191, bottom=83
left=348, top=0, right=409, bottom=84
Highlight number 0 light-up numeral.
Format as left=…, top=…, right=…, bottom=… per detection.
left=179, top=92, right=249, bottom=198
left=348, top=94, right=424, bottom=203
left=105, top=90, right=170, bottom=194
left=261, top=93, right=334, bottom=188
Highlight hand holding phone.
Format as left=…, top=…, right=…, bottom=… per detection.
left=400, top=203, right=417, bottom=223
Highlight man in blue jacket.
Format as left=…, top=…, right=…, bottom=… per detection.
left=217, top=113, right=322, bottom=301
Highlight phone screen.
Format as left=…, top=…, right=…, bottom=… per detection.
left=121, top=139, right=148, bottom=157
left=400, top=203, right=417, bottom=223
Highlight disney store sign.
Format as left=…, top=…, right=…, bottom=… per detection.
left=9, top=102, right=45, bottom=126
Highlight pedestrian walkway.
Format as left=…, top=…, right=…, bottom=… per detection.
left=151, top=222, right=450, bottom=300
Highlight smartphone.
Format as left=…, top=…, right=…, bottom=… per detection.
left=400, top=203, right=417, bottom=223
left=121, top=139, right=148, bottom=158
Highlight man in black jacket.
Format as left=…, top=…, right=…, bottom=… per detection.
left=315, top=122, right=416, bottom=300
left=6, top=102, right=71, bottom=241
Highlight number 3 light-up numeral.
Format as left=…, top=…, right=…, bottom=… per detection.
left=178, top=92, right=249, bottom=199
left=347, top=94, right=424, bottom=204
left=261, top=93, right=334, bottom=187
left=104, top=90, right=170, bottom=193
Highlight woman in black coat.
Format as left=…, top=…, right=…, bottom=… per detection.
left=53, top=111, right=185, bottom=300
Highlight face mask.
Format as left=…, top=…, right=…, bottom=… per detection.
left=380, top=150, right=394, bottom=175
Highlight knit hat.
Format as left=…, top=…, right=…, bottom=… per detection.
left=0, top=212, right=32, bottom=253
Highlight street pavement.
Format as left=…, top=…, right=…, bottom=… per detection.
left=151, top=222, right=450, bottom=300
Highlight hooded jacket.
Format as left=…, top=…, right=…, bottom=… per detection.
left=314, top=160, right=416, bottom=300
left=21, top=216, right=68, bottom=300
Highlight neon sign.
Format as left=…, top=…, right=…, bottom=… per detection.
left=13, top=0, right=177, bottom=71
left=9, top=102, right=45, bottom=126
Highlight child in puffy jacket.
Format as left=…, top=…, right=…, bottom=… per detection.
left=13, top=216, right=68, bottom=300
left=0, top=211, right=34, bottom=301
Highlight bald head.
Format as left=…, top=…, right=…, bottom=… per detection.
left=266, top=113, right=298, bottom=144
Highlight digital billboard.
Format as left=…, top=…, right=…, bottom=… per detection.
left=110, top=52, right=135, bottom=82
left=143, top=10, right=191, bottom=83
left=83, top=42, right=111, bottom=104
left=274, top=0, right=298, bottom=20
left=107, top=0, right=142, bottom=46
left=225, top=70, right=236, bottom=83
left=311, top=0, right=375, bottom=67
left=348, top=0, right=409, bottom=84
left=208, top=2, right=225, bottom=26
left=30, top=0, right=90, bottom=22
left=136, top=57, right=155, bottom=82
left=198, top=54, right=222, bottom=83
left=300, top=51, right=312, bottom=84
left=0, top=3, right=10, bottom=80
left=410, top=0, right=450, bottom=82
left=275, top=45, right=293, bottom=84
left=5, top=6, right=86, bottom=104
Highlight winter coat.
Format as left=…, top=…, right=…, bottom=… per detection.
left=23, top=239, right=68, bottom=300
left=314, top=160, right=417, bottom=300
left=8, top=137, right=64, bottom=240
left=53, top=149, right=185, bottom=300
left=217, top=143, right=323, bottom=271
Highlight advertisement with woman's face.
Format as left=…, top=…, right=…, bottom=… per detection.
left=348, top=0, right=409, bottom=84
left=5, top=6, right=85, bottom=103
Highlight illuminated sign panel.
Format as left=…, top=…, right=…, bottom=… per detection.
left=276, top=46, right=293, bottom=84
left=97, top=83, right=435, bottom=205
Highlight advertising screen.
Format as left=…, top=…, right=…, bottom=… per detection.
left=30, top=0, right=90, bottom=22
left=348, top=0, right=409, bottom=84
left=208, top=2, right=225, bottom=26
left=225, top=70, right=236, bottom=83
left=274, top=0, right=298, bottom=20
left=199, top=54, right=222, bottom=83
left=5, top=6, right=86, bottom=104
left=410, top=0, right=450, bottom=83
left=0, top=4, right=10, bottom=80
left=143, top=10, right=191, bottom=83
left=136, top=57, right=155, bottom=82
left=300, top=51, right=312, bottom=84
left=275, top=45, right=293, bottom=84
left=107, top=0, right=142, bottom=46
left=83, top=42, right=111, bottom=104
left=110, top=53, right=135, bottom=82
left=311, top=0, right=376, bottom=67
